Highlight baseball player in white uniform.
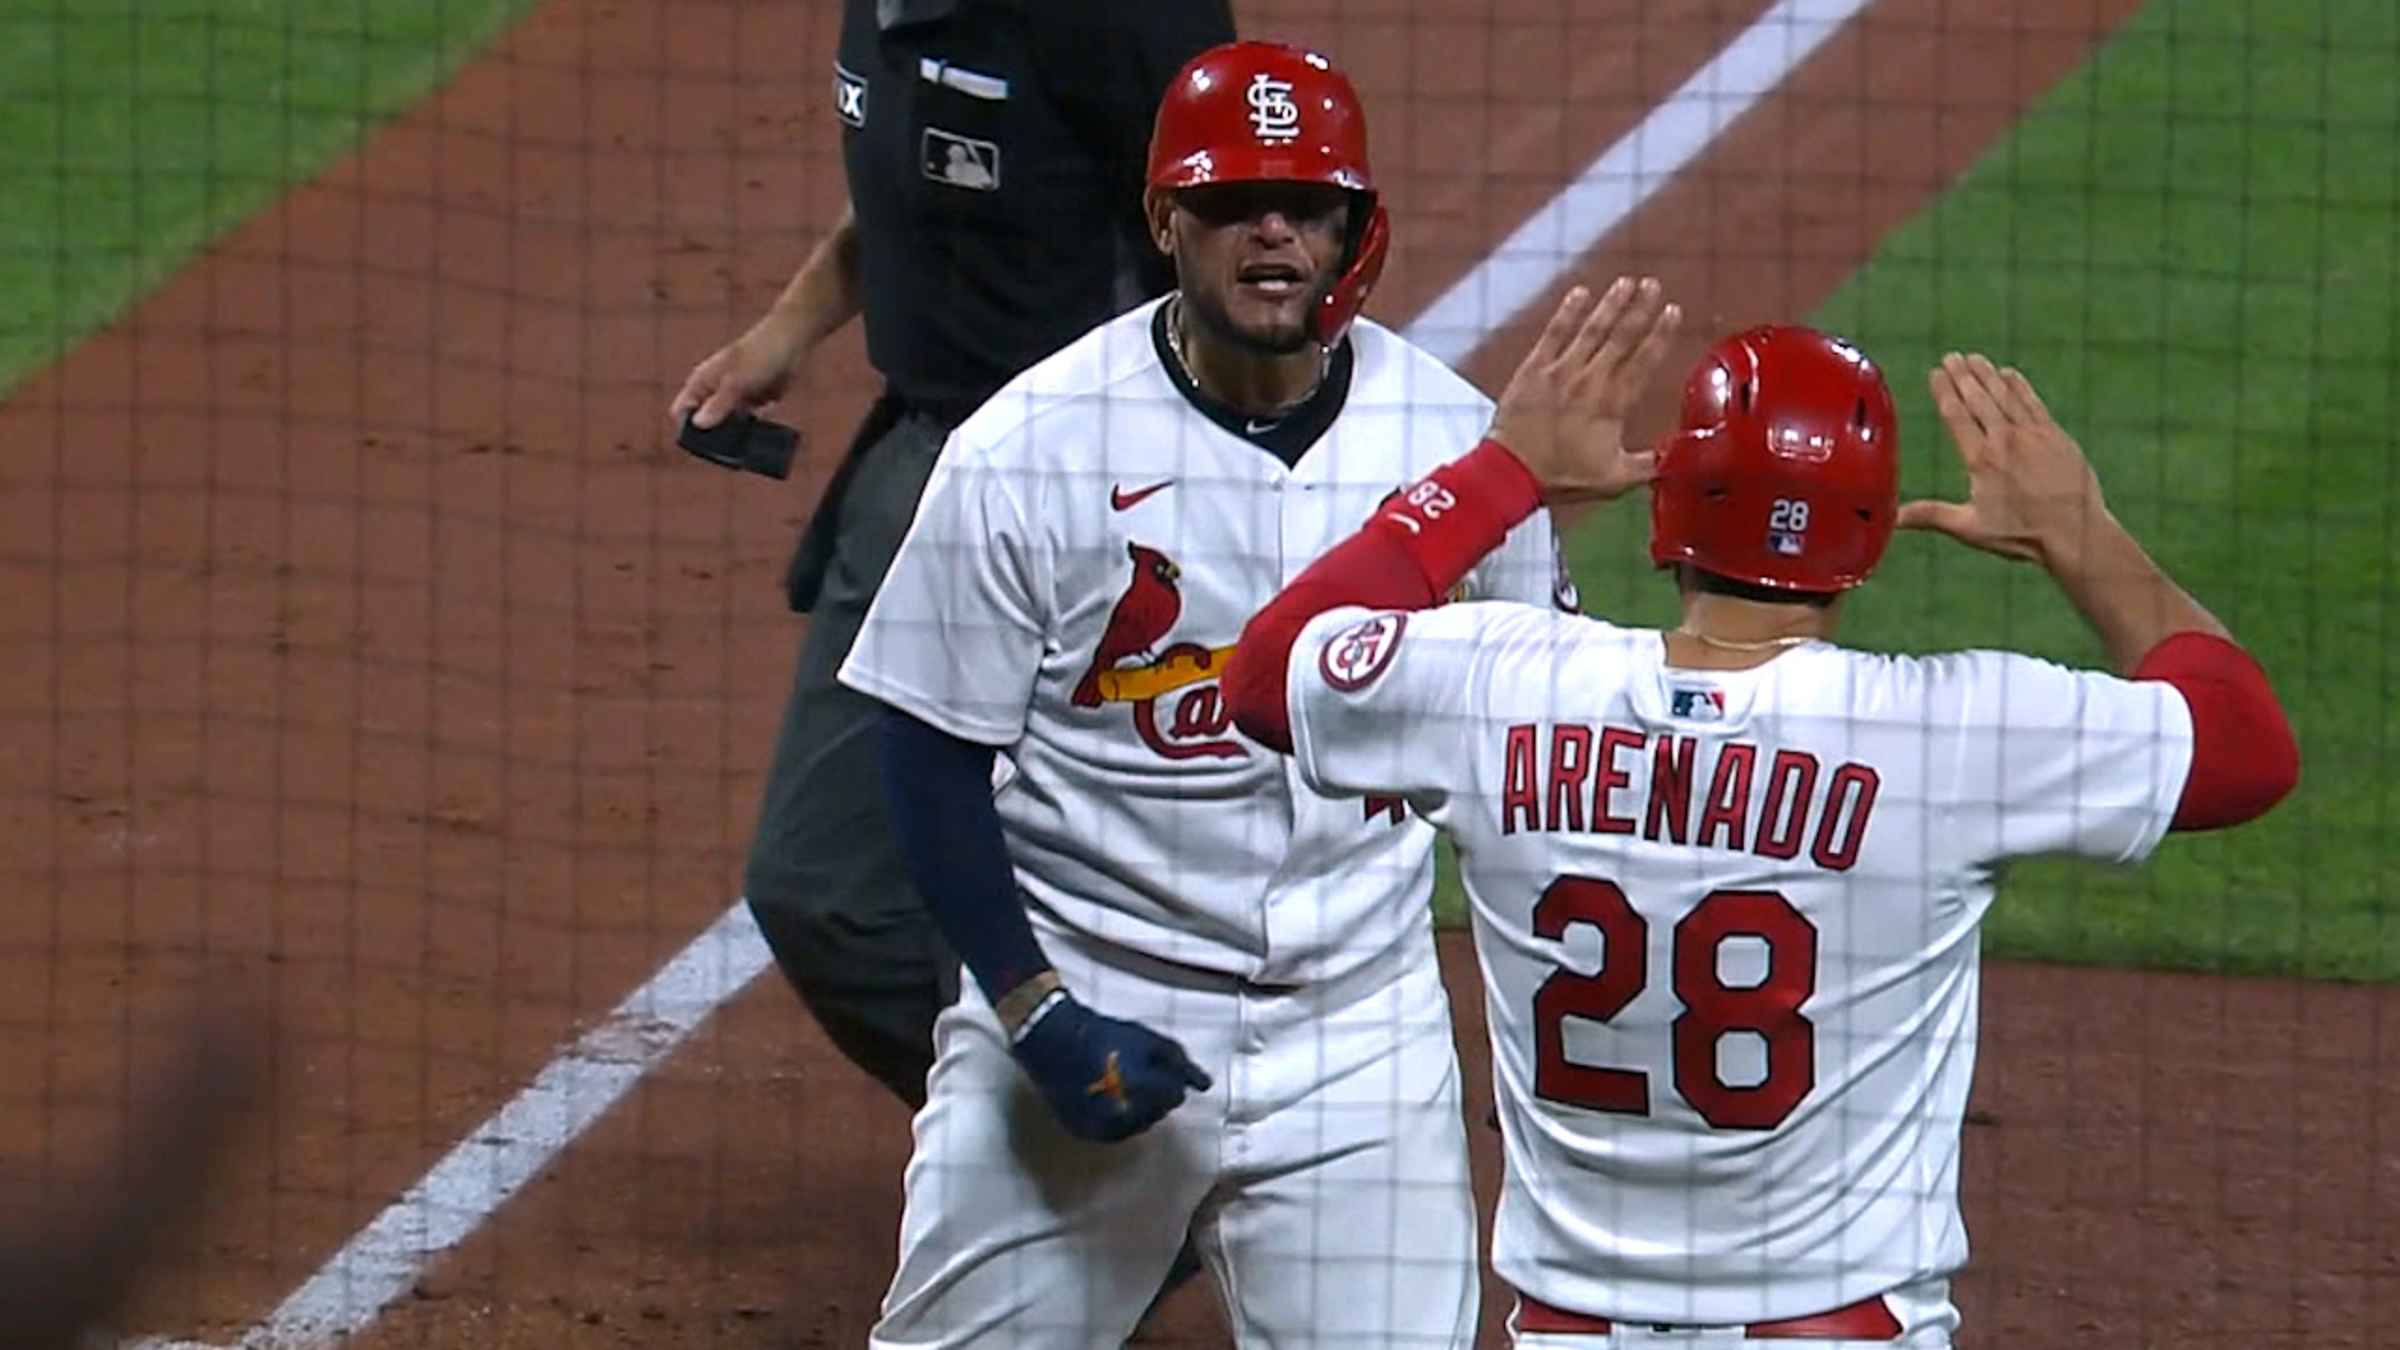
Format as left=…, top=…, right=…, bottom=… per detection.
left=836, top=41, right=1574, bottom=1349
left=1224, top=277, right=2300, bottom=1346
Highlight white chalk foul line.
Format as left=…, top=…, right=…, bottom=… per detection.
left=147, top=4, right=1872, bottom=1345
left=1408, top=0, right=1871, bottom=366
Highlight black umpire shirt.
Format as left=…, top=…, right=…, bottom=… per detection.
left=837, top=0, right=1237, bottom=427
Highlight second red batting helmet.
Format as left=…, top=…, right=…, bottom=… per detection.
left=1146, top=40, right=1390, bottom=348
left=1648, top=325, right=1900, bottom=592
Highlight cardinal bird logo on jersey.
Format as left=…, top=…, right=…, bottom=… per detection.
left=1073, top=543, right=1184, bottom=708
left=1072, top=541, right=1244, bottom=760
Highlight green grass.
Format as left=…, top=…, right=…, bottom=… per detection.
left=0, top=0, right=535, bottom=393
left=1441, top=0, right=2400, bottom=981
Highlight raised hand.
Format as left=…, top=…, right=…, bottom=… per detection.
left=1901, top=353, right=2112, bottom=567
left=1486, top=275, right=1683, bottom=504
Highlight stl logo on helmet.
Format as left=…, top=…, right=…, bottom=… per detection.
left=1069, top=541, right=1245, bottom=761
left=1246, top=73, right=1300, bottom=144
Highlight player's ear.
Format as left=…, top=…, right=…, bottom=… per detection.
left=1143, top=187, right=1178, bottom=257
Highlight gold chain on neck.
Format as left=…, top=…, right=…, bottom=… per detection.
left=1671, top=626, right=1816, bottom=653
left=1164, top=294, right=1329, bottom=417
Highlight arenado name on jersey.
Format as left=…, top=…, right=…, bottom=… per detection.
left=1497, top=721, right=1879, bottom=873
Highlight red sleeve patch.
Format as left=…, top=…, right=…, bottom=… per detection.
left=1319, top=612, right=1408, bottom=692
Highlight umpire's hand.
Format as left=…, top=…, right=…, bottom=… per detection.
left=669, top=310, right=809, bottom=432
left=1011, top=995, right=1212, bottom=1143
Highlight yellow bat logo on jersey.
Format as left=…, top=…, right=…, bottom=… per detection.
left=1090, top=645, right=1235, bottom=703
left=1071, top=542, right=1246, bottom=761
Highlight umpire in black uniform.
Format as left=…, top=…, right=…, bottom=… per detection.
left=671, top=0, right=1235, bottom=1111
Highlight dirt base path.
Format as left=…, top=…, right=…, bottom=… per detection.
left=15, top=1, right=2358, bottom=1347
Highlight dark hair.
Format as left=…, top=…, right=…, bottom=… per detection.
left=1686, top=566, right=1838, bottom=610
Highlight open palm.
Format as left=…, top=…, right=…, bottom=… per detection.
left=1900, top=352, right=2110, bottom=566
left=1488, top=275, right=1683, bottom=504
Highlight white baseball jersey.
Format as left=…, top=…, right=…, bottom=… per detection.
left=1283, top=602, right=2197, bottom=1325
left=839, top=295, right=1570, bottom=985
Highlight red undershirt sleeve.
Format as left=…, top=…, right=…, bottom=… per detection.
left=2130, top=630, right=2300, bottom=831
left=1226, top=438, right=1542, bottom=753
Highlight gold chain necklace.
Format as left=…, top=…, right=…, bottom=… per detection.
left=1164, top=295, right=1328, bottom=417
left=1671, top=626, right=1817, bottom=652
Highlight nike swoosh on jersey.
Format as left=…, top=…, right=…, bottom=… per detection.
left=1244, top=418, right=1281, bottom=435
left=1110, top=479, right=1174, bottom=511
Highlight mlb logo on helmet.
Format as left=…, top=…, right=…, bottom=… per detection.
left=1246, top=72, right=1299, bottom=143
left=1670, top=685, right=1727, bottom=721
left=1768, top=529, right=1805, bottom=557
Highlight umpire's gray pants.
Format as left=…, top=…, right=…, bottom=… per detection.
left=744, top=401, right=958, bottom=1109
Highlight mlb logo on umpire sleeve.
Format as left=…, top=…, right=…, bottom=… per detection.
left=834, top=63, right=867, bottom=128
left=922, top=127, right=1000, bottom=191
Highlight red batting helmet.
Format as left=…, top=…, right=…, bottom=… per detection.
left=1648, top=325, right=1900, bottom=593
left=1146, top=41, right=1390, bottom=348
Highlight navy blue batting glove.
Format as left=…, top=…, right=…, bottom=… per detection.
left=1011, top=994, right=1212, bottom=1143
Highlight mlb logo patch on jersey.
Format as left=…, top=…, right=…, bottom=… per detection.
left=1669, top=685, right=1727, bottom=721
left=833, top=63, right=867, bottom=128
left=1320, top=612, right=1406, bottom=692
left=922, top=127, right=999, bottom=190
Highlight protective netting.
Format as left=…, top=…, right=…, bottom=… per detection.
left=0, top=1, right=2381, bottom=1345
